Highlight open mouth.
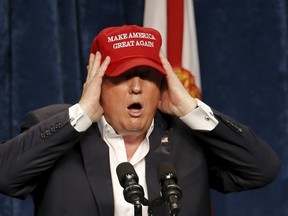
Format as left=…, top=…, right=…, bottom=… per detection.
left=128, top=103, right=142, bottom=110
left=127, top=103, right=143, bottom=117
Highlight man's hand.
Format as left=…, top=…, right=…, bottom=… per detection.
left=79, top=52, right=110, bottom=122
left=158, top=50, right=198, bottom=117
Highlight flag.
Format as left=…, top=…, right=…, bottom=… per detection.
left=143, top=0, right=201, bottom=99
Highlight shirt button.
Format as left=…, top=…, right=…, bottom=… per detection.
left=126, top=207, right=131, bottom=213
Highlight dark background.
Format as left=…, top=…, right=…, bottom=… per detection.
left=0, top=0, right=287, bottom=215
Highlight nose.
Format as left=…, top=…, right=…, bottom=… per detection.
left=129, top=76, right=142, bottom=94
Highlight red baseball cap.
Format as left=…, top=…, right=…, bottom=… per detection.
left=90, top=25, right=166, bottom=77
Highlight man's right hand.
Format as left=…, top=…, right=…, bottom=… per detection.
left=79, top=51, right=111, bottom=123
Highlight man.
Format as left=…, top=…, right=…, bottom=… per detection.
left=0, top=25, right=280, bottom=216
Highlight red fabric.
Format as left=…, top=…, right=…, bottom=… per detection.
left=167, top=0, right=184, bottom=68
left=90, top=25, right=166, bottom=77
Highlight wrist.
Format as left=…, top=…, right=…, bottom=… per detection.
left=78, top=102, right=103, bottom=123
left=178, top=97, right=198, bottom=117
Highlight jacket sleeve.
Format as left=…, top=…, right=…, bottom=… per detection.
left=194, top=109, right=280, bottom=193
left=0, top=111, right=83, bottom=199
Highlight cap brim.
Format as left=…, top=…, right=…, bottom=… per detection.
left=105, top=57, right=167, bottom=77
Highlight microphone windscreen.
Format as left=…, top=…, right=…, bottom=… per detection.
left=157, top=161, right=177, bottom=181
left=116, top=162, right=137, bottom=187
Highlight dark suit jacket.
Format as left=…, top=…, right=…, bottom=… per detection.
left=0, top=104, right=280, bottom=215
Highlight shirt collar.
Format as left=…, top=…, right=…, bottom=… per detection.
left=97, top=115, right=154, bottom=139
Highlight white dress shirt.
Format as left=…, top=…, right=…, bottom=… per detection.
left=97, top=116, right=152, bottom=216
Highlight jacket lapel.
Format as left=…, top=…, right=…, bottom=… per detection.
left=146, top=112, right=171, bottom=214
left=80, top=124, right=114, bottom=216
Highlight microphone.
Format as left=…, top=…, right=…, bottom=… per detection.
left=157, top=161, right=182, bottom=216
left=116, top=162, right=145, bottom=215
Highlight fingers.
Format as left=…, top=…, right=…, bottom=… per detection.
left=86, top=53, right=96, bottom=81
left=86, top=52, right=101, bottom=81
left=159, top=50, right=176, bottom=78
left=96, top=55, right=110, bottom=79
left=86, top=51, right=111, bottom=82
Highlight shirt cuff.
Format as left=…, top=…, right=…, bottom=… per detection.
left=68, top=103, right=92, bottom=132
left=180, top=99, right=219, bottom=131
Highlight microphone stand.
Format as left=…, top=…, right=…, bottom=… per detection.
left=147, top=196, right=164, bottom=216
left=133, top=194, right=180, bottom=216
left=134, top=199, right=142, bottom=216
left=134, top=197, right=151, bottom=216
